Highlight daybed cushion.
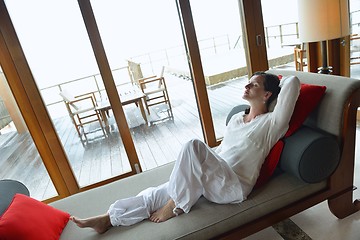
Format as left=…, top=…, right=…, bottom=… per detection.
left=254, top=140, right=284, bottom=188
left=51, top=163, right=326, bottom=240
left=279, top=126, right=340, bottom=183
left=284, top=83, right=326, bottom=137
left=0, top=193, right=70, bottom=240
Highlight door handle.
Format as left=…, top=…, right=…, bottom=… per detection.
left=256, top=35, right=263, bottom=46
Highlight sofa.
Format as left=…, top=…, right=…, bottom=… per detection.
left=46, top=69, right=360, bottom=239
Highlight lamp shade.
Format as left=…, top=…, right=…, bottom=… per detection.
left=298, top=0, right=350, bottom=42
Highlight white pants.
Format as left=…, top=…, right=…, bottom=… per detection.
left=108, top=139, right=244, bottom=227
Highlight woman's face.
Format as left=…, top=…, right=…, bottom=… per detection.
left=242, top=75, right=268, bottom=102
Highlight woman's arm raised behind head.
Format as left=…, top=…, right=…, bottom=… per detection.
left=271, top=75, right=301, bottom=132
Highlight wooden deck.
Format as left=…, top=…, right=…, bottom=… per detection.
left=0, top=72, right=249, bottom=201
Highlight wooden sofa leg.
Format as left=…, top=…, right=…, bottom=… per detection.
left=328, top=189, right=360, bottom=219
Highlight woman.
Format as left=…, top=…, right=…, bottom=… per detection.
left=71, top=72, right=300, bottom=233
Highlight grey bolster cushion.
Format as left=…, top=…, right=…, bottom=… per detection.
left=279, top=126, right=340, bottom=183
left=225, top=105, right=341, bottom=184
left=0, top=179, right=30, bottom=215
left=225, top=104, right=248, bottom=125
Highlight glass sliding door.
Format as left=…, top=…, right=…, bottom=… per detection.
left=0, top=68, right=57, bottom=201
left=4, top=0, right=134, bottom=188
left=186, top=0, right=249, bottom=140
left=350, top=0, right=360, bottom=78
left=90, top=0, right=203, bottom=170
left=261, top=0, right=300, bottom=71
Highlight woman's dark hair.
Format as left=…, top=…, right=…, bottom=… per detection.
left=245, top=71, right=281, bottom=113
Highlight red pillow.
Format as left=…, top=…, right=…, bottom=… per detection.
left=0, top=194, right=70, bottom=240
left=254, top=140, right=284, bottom=188
left=255, top=83, right=326, bottom=188
left=285, top=83, right=326, bottom=137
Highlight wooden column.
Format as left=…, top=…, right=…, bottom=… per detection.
left=328, top=37, right=350, bottom=77
left=239, top=0, right=268, bottom=75
left=307, top=37, right=350, bottom=77
left=177, top=0, right=216, bottom=146
left=77, top=0, right=143, bottom=178
left=307, top=42, right=321, bottom=73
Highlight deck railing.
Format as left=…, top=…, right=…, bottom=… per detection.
left=38, top=22, right=301, bottom=119
left=23, top=15, right=360, bottom=119
left=265, top=22, right=300, bottom=47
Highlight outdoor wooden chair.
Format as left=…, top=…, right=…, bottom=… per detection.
left=127, top=60, right=173, bottom=118
left=294, top=47, right=307, bottom=71
left=350, top=34, right=360, bottom=65
left=59, top=90, right=106, bottom=140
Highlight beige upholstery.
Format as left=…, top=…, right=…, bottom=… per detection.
left=51, top=162, right=325, bottom=240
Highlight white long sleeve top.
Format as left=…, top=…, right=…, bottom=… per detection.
left=215, top=75, right=300, bottom=197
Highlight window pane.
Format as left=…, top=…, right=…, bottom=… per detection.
left=91, top=0, right=204, bottom=170
left=0, top=68, right=57, bottom=201
left=350, top=0, right=360, bottom=77
left=5, top=0, right=132, bottom=187
left=261, top=0, right=300, bottom=71
left=189, top=0, right=248, bottom=139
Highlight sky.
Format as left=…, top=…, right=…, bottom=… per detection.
left=261, top=0, right=298, bottom=26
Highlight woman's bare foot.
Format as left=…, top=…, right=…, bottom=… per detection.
left=149, top=199, right=183, bottom=223
left=70, top=214, right=112, bottom=234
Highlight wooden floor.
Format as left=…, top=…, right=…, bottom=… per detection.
left=0, top=71, right=249, bottom=201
